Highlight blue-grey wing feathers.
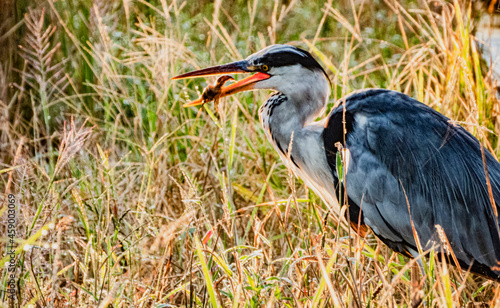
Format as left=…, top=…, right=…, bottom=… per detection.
left=324, top=89, right=500, bottom=279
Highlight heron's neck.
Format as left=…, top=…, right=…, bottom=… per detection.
left=259, top=90, right=327, bottom=156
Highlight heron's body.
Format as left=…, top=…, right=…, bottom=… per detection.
left=264, top=87, right=500, bottom=280
left=174, top=44, right=500, bottom=280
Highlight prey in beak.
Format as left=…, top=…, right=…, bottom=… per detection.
left=197, top=75, right=234, bottom=111
left=171, top=60, right=271, bottom=108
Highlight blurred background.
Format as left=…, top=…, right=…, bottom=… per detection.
left=1, top=0, right=500, bottom=307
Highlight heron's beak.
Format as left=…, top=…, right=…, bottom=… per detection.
left=171, top=60, right=271, bottom=107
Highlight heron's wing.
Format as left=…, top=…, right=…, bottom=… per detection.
left=324, top=89, right=500, bottom=278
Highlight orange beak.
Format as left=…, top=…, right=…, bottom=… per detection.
left=171, top=60, right=271, bottom=107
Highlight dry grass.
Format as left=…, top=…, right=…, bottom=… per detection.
left=1, top=0, right=500, bottom=307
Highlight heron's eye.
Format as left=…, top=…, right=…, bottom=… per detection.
left=261, top=64, right=269, bottom=72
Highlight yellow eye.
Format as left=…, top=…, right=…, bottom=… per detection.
left=261, top=64, right=269, bottom=71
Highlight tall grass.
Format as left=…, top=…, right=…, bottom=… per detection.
left=0, top=0, right=499, bottom=307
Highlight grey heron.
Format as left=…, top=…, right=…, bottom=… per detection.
left=173, top=44, right=500, bottom=281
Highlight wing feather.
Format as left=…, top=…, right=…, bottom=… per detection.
left=325, top=89, right=500, bottom=279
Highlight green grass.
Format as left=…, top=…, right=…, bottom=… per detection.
left=1, top=0, right=500, bottom=307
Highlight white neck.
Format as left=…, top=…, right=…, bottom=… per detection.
left=257, top=78, right=337, bottom=211
left=258, top=68, right=330, bottom=152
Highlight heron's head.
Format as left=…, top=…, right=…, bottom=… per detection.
left=172, top=44, right=331, bottom=107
